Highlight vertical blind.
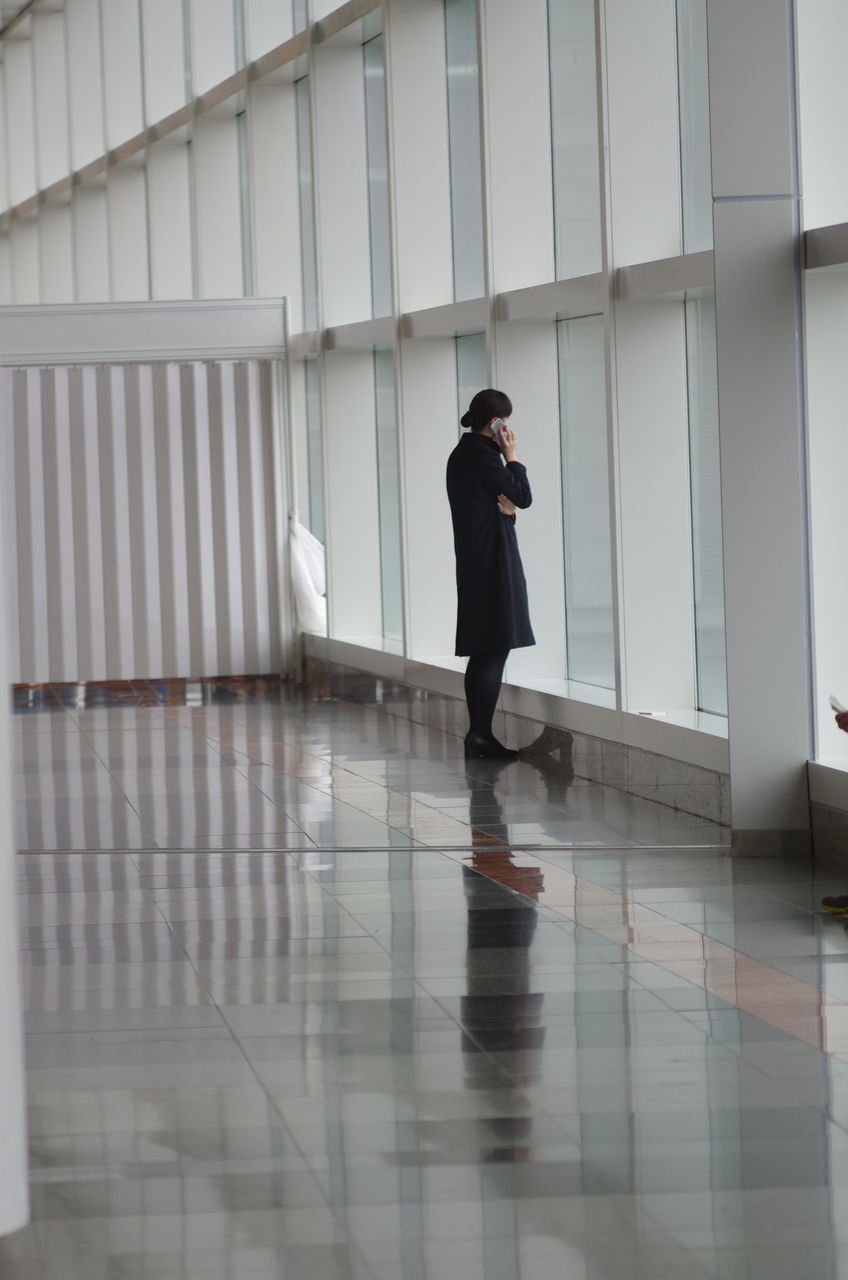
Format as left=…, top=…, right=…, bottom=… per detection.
left=2, top=359, right=286, bottom=685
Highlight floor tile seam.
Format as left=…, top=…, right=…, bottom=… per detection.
left=62, top=727, right=163, bottom=848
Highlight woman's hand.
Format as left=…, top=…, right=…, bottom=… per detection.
left=497, top=494, right=516, bottom=517
left=498, top=424, right=518, bottom=463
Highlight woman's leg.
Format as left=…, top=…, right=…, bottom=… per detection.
left=464, top=649, right=510, bottom=738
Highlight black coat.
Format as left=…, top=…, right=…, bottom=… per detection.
left=446, top=431, right=536, bottom=656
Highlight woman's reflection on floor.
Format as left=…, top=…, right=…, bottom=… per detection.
left=460, top=747, right=574, bottom=1163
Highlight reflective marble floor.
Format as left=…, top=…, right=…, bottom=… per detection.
left=6, top=676, right=848, bottom=1278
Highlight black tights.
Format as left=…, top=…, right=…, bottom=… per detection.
left=464, top=650, right=510, bottom=737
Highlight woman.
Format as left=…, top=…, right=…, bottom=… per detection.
left=446, top=388, right=535, bottom=759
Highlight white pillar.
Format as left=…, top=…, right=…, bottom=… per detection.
left=708, top=0, right=812, bottom=854
left=0, top=398, right=29, bottom=1234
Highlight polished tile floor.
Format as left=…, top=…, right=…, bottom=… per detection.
left=6, top=676, right=848, bottom=1277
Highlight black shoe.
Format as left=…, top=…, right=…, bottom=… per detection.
left=464, top=731, right=519, bottom=761
left=821, top=894, right=848, bottom=917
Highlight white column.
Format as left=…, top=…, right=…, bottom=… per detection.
left=108, top=165, right=150, bottom=301
left=188, top=0, right=236, bottom=94
left=66, top=0, right=105, bottom=170
left=147, top=140, right=194, bottom=300
left=4, top=35, right=37, bottom=207
left=247, top=83, right=301, bottom=307
left=312, top=42, right=372, bottom=327
left=100, top=0, right=144, bottom=148
left=32, top=11, right=70, bottom=191
left=0, top=373, right=29, bottom=1236
left=139, top=0, right=190, bottom=123
left=10, top=221, right=40, bottom=303
left=39, top=205, right=75, bottom=303
left=707, top=0, right=811, bottom=854
left=73, top=185, right=111, bottom=302
left=192, top=117, right=244, bottom=299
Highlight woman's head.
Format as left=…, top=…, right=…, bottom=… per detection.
left=460, top=388, right=513, bottom=432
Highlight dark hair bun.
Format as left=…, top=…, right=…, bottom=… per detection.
left=462, top=388, right=513, bottom=432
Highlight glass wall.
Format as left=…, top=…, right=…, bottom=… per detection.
left=304, top=357, right=324, bottom=543
left=557, top=315, right=615, bottom=689
left=236, top=110, right=252, bottom=295
left=0, top=0, right=744, bottom=742
left=456, top=331, right=487, bottom=428
left=374, top=348, right=403, bottom=649
left=685, top=295, right=726, bottom=715
left=676, top=0, right=712, bottom=253
left=363, top=35, right=392, bottom=319
left=444, top=0, right=485, bottom=302
left=295, top=76, right=317, bottom=332
left=292, top=0, right=308, bottom=35
left=547, top=0, right=602, bottom=279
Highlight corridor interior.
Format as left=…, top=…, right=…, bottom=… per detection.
left=5, top=673, right=848, bottom=1279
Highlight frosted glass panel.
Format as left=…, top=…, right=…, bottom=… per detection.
left=445, top=0, right=485, bottom=302
left=295, top=77, right=317, bottom=333
left=363, top=36, right=392, bottom=319
left=547, top=0, right=602, bottom=279
left=686, top=295, right=726, bottom=714
left=305, top=358, right=325, bottom=543
left=676, top=0, right=712, bottom=253
left=558, top=315, right=614, bottom=688
left=374, top=349, right=403, bottom=647
left=456, top=332, right=487, bottom=430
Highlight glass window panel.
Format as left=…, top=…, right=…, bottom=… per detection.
left=455, top=331, right=487, bottom=429
left=237, top=111, right=252, bottom=295
left=558, top=315, right=615, bottom=689
left=374, top=348, right=404, bottom=648
left=686, top=294, right=726, bottom=715
left=547, top=0, right=602, bottom=279
left=363, top=35, right=392, bottom=319
left=295, top=76, right=317, bottom=332
left=292, top=0, right=308, bottom=33
left=445, top=0, right=485, bottom=302
left=676, top=0, right=712, bottom=253
left=305, top=357, right=325, bottom=543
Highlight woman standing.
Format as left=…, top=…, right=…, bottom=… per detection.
left=446, top=388, right=535, bottom=759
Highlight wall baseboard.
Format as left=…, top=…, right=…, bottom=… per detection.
left=306, top=655, right=730, bottom=826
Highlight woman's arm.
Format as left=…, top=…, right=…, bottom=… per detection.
left=478, top=445, right=533, bottom=508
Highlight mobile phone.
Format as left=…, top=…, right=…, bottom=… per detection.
left=830, top=694, right=846, bottom=713
left=491, top=418, right=505, bottom=438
